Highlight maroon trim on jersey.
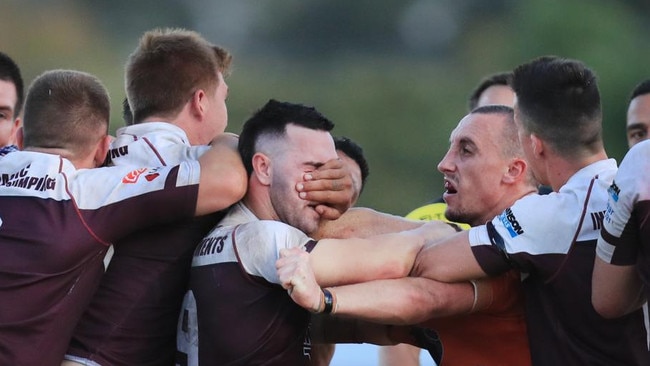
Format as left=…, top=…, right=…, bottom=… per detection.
left=62, top=171, right=111, bottom=247
left=545, top=175, right=597, bottom=284
left=142, top=136, right=166, bottom=166
left=231, top=224, right=278, bottom=288
left=305, top=240, right=317, bottom=253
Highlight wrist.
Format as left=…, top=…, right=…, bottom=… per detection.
left=312, top=288, right=338, bottom=314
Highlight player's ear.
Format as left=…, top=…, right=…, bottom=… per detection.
left=252, top=152, right=272, bottom=186
left=93, top=134, right=112, bottom=167
left=530, top=134, right=544, bottom=158
left=504, top=158, right=527, bottom=184
left=16, top=126, right=24, bottom=150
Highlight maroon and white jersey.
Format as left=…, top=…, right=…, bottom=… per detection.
left=598, top=140, right=650, bottom=301
left=0, top=150, right=200, bottom=366
left=176, top=202, right=317, bottom=366
left=468, top=159, right=650, bottom=365
left=68, top=122, right=223, bottom=366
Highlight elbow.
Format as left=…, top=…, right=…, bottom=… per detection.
left=221, top=166, right=248, bottom=206
left=388, top=242, right=424, bottom=278
left=592, top=297, right=628, bottom=319
left=412, top=255, right=457, bottom=283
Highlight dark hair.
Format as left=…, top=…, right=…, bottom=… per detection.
left=22, top=70, right=110, bottom=155
left=512, top=56, right=602, bottom=156
left=126, top=28, right=231, bottom=123
left=122, top=97, right=134, bottom=126
left=334, top=136, right=370, bottom=191
left=467, top=71, right=513, bottom=111
left=0, top=51, right=24, bottom=118
left=629, top=79, right=650, bottom=101
left=238, top=99, right=335, bottom=175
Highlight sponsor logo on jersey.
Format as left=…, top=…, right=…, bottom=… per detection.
left=0, top=164, right=56, bottom=191
left=498, top=208, right=524, bottom=237
left=196, top=234, right=229, bottom=256
left=108, top=145, right=129, bottom=160
left=608, top=181, right=620, bottom=202
left=121, top=167, right=161, bottom=184
left=604, top=202, right=614, bottom=225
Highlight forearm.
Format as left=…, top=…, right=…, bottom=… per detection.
left=313, top=207, right=423, bottom=240
left=592, top=257, right=645, bottom=318
left=325, top=277, right=475, bottom=324
left=311, top=231, right=424, bottom=287
left=312, top=221, right=457, bottom=287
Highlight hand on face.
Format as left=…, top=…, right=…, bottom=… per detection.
left=295, top=158, right=354, bottom=220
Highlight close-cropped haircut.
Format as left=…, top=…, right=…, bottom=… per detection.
left=512, top=56, right=602, bottom=156
left=125, top=28, right=231, bottom=123
left=629, top=79, right=650, bottom=101
left=22, top=70, right=110, bottom=155
left=467, top=71, right=513, bottom=112
left=471, top=105, right=517, bottom=158
left=471, top=104, right=538, bottom=188
left=238, top=99, right=335, bottom=175
left=334, top=136, right=370, bottom=191
left=0, top=51, right=25, bottom=118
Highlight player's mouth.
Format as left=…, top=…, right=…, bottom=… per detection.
left=443, top=179, right=458, bottom=194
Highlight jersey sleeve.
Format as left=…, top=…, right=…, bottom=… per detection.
left=69, top=160, right=201, bottom=242
left=468, top=193, right=577, bottom=275
left=597, top=141, right=650, bottom=265
left=235, top=220, right=315, bottom=284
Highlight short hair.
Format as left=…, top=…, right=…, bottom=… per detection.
left=334, top=136, right=370, bottom=191
left=471, top=104, right=538, bottom=188
left=22, top=70, right=110, bottom=156
left=238, top=99, right=335, bottom=175
left=0, top=51, right=24, bottom=118
left=512, top=56, right=602, bottom=157
left=467, top=71, right=513, bottom=111
left=629, top=79, right=650, bottom=101
left=122, top=97, right=134, bottom=126
left=125, top=28, right=231, bottom=123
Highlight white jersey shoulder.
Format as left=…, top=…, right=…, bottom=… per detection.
left=470, top=159, right=617, bottom=257
left=192, top=202, right=313, bottom=284
left=110, top=122, right=209, bottom=166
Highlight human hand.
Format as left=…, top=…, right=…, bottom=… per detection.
left=276, top=247, right=323, bottom=312
left=296, top=158, right=354, bottom=220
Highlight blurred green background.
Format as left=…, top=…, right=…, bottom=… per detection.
left=2, top=0, right=648, bottom=215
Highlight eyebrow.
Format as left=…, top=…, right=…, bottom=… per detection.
left=626, top=122, right=648, bottom=132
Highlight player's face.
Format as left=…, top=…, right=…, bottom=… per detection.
left=437, top=113, right=511, bottom=227
left=269, top=124, right=338, bottom=234
left=0, top=79, right=19, bottom=147
left=626, top=94, right=650, bottom=148
left=203, top=71, right=229, bottom=143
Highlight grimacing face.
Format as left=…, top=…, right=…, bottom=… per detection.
left=437, top=113, right=512, bottom=227
left=268, top=124, right=338, bottom=234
